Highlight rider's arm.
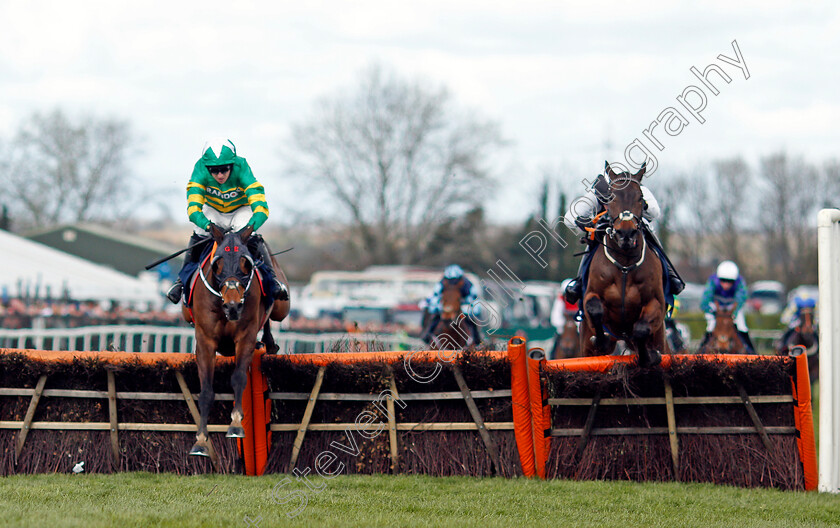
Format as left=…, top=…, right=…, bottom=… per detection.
left=700, top=279, right=716, bottom=313
left=186, top=162, right=212, bottom=230
left=550, top=296, right=565, bottom=329
left=640, top=186, right=661, bottom=222
left=427, top=283, right=444, bottom=314
left=462, top=280, right=480, bottom=305
left=236, top=159, right=269, bottom=231
left=564, top=190, right=599, bottom=236
left=733, top=279, right=748, bottom=315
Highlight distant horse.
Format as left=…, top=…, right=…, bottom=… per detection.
left=699, top=304, right=744, bottom=354
left=552, top=316, right=580, bottom=359
left=430, top=279, right=474, bottom=350
left=581, top=162, right=667, bottom=367
left=777, top=307, right=818, bottom=382
left=187, top=225, right=290, bottom=458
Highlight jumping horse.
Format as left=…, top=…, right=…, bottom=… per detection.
left=186, top=224, right=290, bottom=457
left=553, top=318, right=580, bottom=359
left=430, top=279, right=474, bottom=350
left=777, top=306, right=819, bottom=382
left=580, top=162, right=667, bottom=367
left=699, top=303, right=744, bottom=354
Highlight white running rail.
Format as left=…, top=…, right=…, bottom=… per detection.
left=819, top=208, right=840, bottom=493
left=0, top=325, right=427, bottom=354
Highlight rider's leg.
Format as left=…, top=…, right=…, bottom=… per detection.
left=421, top=313, right=441, bottom=344
left=643, top=225, right=685, bottom=296
left=166, top=233, right=206, bottom=304
left=734, top=311, right=755, bottom=353
left=565, top=245, right=594, bottom=305
left=699, top=313, right=715, bottom=348
left=665, top=318, right=686, bottom=352
left=250, top=234, right=289, bottom=301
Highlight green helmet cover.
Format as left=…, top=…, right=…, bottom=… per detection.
left=201, top=138, right=237, bottom=167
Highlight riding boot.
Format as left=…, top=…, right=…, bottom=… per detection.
left=564, top=247, right=591, bottom=305
left=252, top=235, right=289, bottom=301
left=666, top=319, right=686, bottom=352
left=738, top=331, right=756, bottom=354
left=642, top=226, right=685, bottom=296
left=699, top=331, right=712, bottom=350
left=166, top=233, right=206, bottom=304
left=420, top=314, right=441, bottom=344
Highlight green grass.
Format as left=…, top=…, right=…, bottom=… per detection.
left=2, top=472, right=840, bottom=528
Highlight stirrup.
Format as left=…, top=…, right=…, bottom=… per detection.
left=565, top=280, right=582, bottom=305
left=166, top=280, right=183, bottom=304
left=273, top=280, right=289, bottom=301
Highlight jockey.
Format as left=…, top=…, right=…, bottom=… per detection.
left=166, top=139, right=289, bottom=304
left=699, top=260, right=754, bottom=353
left=550, top=278, right=579, bottom=333
left=779, top=295, right=818, bottom=346
left=562, top=166, right=685, bottom=306
left=419, top=264, right=481, bottom=345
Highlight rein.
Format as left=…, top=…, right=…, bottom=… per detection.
left=602, top=229, right=647, bottom=325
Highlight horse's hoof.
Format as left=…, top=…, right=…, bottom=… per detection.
left=647, top=350, right=662, bottom=367
left=189, top=444, right=209, bottom=457
left=226, top=426, right=245, bottom=438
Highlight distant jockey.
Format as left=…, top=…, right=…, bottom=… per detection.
left=779, top=294, right=818, bottom=346
left=166, top=139, right=288, bottom=304
left=550, top=278, right=579, bottom=333
left=419, top=265, right=481, bottom=345
left=699, top=260, right=755, bottom=353
left=562, top=164, right=685, bottom=308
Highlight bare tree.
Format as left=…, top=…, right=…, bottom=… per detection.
left=287, top=65, right=505, bottom=265
left=710, top=157, right=750, bottom=263
left=5, top=109, right=137, bottom=229
left=759, top=152, right=820, bottom=287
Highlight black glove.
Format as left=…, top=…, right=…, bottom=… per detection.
left=574, top=216, right=591, bottom=231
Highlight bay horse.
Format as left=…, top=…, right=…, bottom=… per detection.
left=186, top=225, right=290, bottom=457
left=699, top=304, right=744, bottom=354
left=777, top=306, right=818, bottom=382
left=430, top=280, right=473, bottom=350
left=581, top=162, right=666, bottom=367
left=552, top=317, right=580, bottom=359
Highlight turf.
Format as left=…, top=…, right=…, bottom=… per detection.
left=1, top=473, right=839, bottom=528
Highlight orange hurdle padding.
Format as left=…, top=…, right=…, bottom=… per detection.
left=527, top=348, right=551, bottom=479
left=792, top=351, right=818, bottom=491
left=508, top=338, right=535, bottom=477
left=0, top=349, right=238, bottom=367
left=239, top=364, right=257, bottom=476
left=249, top=346, right=271, bottom=476
left=282, top=349, right=508, bottom=367
left=544, top=353, right=792, bottom=372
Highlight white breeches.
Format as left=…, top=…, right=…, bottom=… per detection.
left=193, top=206, right=253, bottom=234
left=705, top=311, right=748, bottom=332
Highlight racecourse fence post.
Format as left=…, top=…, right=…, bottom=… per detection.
left=174, top=371, right=219, bottom=472
left=663, top=377, right=679, bottom=478
left=508, top=337, right=535, bottom=477
left=818, top=208, right=840, bottom=492
left=106, top=369, right=120, bottom=468
left=452, top=363, right=504, bottom=476
left=287, top=366, right=325, bottom=472
left=14, top=374, right=48, bottom=465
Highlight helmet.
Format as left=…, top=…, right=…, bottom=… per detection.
left=201, top=138, right=237, bottom=167
left=716, top=260, right=739, bottom=281
left=443, top=265, right=464, bottom=280
left=795, top=296, right=817, bottom=309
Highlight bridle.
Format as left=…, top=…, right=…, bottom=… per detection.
left=199, top=242, right=256, bottom=306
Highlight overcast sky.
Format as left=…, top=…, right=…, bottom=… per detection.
left=2, top=1, right=837, bottom=225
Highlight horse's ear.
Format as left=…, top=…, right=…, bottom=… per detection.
left=605, top=161, right=619, bottom=179
left=632, top=162, right=646, bottom=181
left=208, top=223, right=224, bottom=242
left=238, top=225, right=253, bottom=244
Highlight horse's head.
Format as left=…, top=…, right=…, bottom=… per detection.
left=604, top=162, right=646, bottom=252
left=209, top=226, right=255, bottom=322
left=440, top=279, right=464, bottom=321
left=711, top=303, right=741, bottom=353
